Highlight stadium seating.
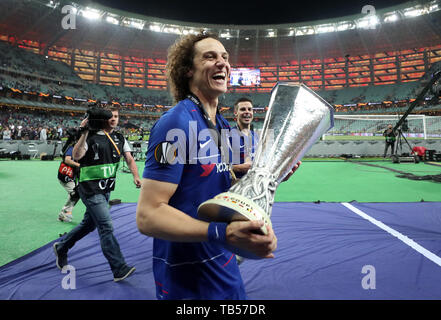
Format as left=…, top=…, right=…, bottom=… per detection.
left=0, top=42, right=82, bottom=84
left=1, top=39, right=440, bottom=141
left=2, top=39, right=439, bottom=110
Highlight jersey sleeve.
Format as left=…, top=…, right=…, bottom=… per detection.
left=143, top=110, right=187, bottom=184
left=65, top=146, right=73, bottom=157
left=122, top=138, right=132, bottom=153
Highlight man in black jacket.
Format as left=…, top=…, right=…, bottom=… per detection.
left=383, top=124, right=397, bottom=158
left=53, top=107, right=141, bottom=282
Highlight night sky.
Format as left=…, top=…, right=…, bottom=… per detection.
left=91, top=0, right=410, bottom=25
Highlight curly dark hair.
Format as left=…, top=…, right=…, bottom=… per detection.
left=166, top=32, right=219, bottom=103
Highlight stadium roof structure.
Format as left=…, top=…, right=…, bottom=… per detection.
left=1, top=0, right=441, bottom=65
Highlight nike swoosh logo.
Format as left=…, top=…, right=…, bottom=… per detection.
left=193, top=154, right=220, bottom=160
left=199, top=140, right=211, bottom=149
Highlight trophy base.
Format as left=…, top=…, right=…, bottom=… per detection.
left=198, top=192, right=272, bottom=259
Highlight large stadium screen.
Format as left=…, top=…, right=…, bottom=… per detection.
left=229, top=68, right=261, bottom=86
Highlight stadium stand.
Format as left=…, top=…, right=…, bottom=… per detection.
left=1, top=39, right=439, bottom=112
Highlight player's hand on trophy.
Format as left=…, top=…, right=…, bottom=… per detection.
left=233, top=161, right=252, bottom=174
left=282, top=161, right=302, bottom=182
left=226, top=220, right=277, bottom=258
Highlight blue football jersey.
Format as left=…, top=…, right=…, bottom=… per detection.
left=230, top=125, right=258, bottom=179
left=143, top=98, right=247, bottom=300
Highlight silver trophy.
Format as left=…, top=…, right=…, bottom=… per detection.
left=198, top=82, right=334, bottom=258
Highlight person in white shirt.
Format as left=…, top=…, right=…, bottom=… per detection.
left=40, top=126, right=47, bottom=142
left=2, top=126, right=11, bottom=140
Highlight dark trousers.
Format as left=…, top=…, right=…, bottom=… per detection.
left=384, top=141, right=395, bottom=157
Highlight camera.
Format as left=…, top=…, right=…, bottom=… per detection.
left=401, top=119, right=409, bottom=132
left=66, top=127, right=80, bottom=139
left=61, top=128, right=81, bottom=156
left=85, top=105, right=113, bottom=131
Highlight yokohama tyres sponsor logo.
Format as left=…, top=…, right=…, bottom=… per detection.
left=200, top=162, right=229, bottom=177
left=216, top=162, right=229, bottom=173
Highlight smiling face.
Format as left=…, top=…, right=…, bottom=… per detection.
left=235, top=100, right=254, bottom=129
left=188, top=37, right=230, bottom=101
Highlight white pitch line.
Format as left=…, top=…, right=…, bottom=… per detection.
left=341, top=202, right=441, bottom=267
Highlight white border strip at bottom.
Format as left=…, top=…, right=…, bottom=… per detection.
left=341, top=202, right=441, bottom=267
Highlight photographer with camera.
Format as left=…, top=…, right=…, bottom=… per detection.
left=57, top=128, right=81, bottom=222
left=53, top=106, right=141, bottom=282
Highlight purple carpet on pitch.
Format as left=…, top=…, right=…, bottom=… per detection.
left=1, top=201, right=441, bottom=300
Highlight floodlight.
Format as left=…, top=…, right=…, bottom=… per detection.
left=336, top=23, right=352, bottom=31
left=356, top=15, right=379, bottom=29
left=384, top=13, right=399, bottom=22
left=130, top=20, right=145, bottom=30
left=47, top=0, right=59, bottom=9
left=403, top=8, right=424, bottom=17
left=316, top=24, right=335, bottom=34
left=149, top=25, right=161, bottom=32
left=163, top=26, right=181, bottom=34
left=295, top=27, right=315, bottom=36
left=428, top=4, right=439, bottom=12
left=106, top=16, right=119, bottom=25
left=82, top=8, right=100, bottom=20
